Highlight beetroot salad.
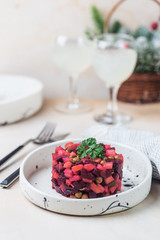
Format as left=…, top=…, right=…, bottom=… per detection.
left=51, top=138, right=123, bottom=199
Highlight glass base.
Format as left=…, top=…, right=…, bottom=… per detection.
left=54, top=101, right=91, bottom=114
left=94, top=112, right=131, bottom=125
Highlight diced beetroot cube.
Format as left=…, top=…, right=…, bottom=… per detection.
left=81, top=157, right=89, bottom=163
left=90, top=182, right=102, bottom=194
left=58, top=150, right=67, bottom=157
left=81, top=169, right=95, bottom=181
left=84, top=164, right=95, bottom=171
left=64, top=188, right=77, bottom=196
left=70, top=151, right=77, bottom=158
left=105, top=170, right=113, bottom=178
left=99, top=143, right=105, bottom=148
left=100, top=169, right=112, bottom=178
left=59, top=162, right=63, bottom=171
left=97, top=164, right=103, bottom=171
left=64, top=162, right=72, bottom=169
left=57, top=175, right=66, bottom=185
left=105, top=144, right=111, bottom=149
left=52, top=153, right=58, bottom=160
left=97, top=184, right=105, bottom=193
left=100, top=170, right=108, bottom=178
left=64, top=169, right=73, bottom=178
left=117, top=180, right=122, bottom=191
left=55, top=156, right=63, bottom=162
left=114, top=173, right=119, bottom=183
left=93, top=158, right=101, bottom=163
left=60, top=184, right=65, bottom=192
left=64, top=142, right=74, bottom=148
left=84, top=160, right=97, bottom=165
left=82, top=178, right=92, bottom=183
left=88, top=191, right=97, bottom=198
left=54, top=165, right=60, bottom=173
left=67, top=144, right=77, bottom=152
left=54, top=186, right=63, bottom=194
left=55, top=146, right=64, bottom=153
left=109, top=185, right=117, bottom=194
left=119, top=154, right=124, bottom=163
left=103, top=162, right=113, bottom=170
left=106, top=149, right=116, bottom=156
left=92, top=168, right=100, bottom=176
left=105, top=176, right=114, bottom=184
left=52, top=177, right=58, bottom=186
left=69, top=175, right=81, bottom=182
left=66, top=152, right=70, bottom=157
left=52, top=159, right=58, bottom=165
left=76, top=142, right=81, bottom=147
left=115, top=164, right=123, bottom=179
left=66, top=179, right=71, bottom=186
left=104, top=185, right=109, bottom=193
left=72, top=164, right=83, bottom=173
left=63, top=157, right=73, bottom=163
left=72, top=181, right=86, bottom=190
left=114, top=158, right=123, bottom=165
left=53, top=171, right=59, bottom=179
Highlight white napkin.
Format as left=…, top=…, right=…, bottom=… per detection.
left=82, top=124, right=160, bottom=180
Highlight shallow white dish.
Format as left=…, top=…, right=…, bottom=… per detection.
left=0, top=74, right=43, bottom=124
left=20, top=139, right=152, bottom=216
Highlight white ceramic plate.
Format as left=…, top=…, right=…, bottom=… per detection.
left=0, top=74, right=43, bottom=124
left=20, top=139, right=152, bottom=216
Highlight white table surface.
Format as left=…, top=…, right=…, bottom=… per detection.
left=0, top=99, right=160, bottom=240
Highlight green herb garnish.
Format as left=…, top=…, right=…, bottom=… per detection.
left=77, top=138, right=105, bottom=159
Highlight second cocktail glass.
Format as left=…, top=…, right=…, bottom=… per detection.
left=93, top=34, right=137, bottom=124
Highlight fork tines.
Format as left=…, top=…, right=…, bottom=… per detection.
left=37, top=122, right=57, bottom=142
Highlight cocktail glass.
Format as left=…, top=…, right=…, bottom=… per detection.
left=53, top=36, right=94, bottom=114
left=93, top=33, right=137, bottom=124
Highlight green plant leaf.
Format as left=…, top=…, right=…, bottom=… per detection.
left=108, top=20, right=122, bottom=33
left=134, top=26, right=152, bottom=39
left=91, top=6, right=105, bottom=34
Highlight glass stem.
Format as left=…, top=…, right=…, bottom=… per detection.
left=107, top=86, right=119, bottom=117
left=68, top=76, right=79, bottom=109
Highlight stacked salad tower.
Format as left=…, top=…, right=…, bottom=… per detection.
left=51, top=138, right=123, bottom=199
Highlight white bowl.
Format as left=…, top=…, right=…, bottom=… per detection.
left=20, top=139, right=152, bottom=216
left=0, top=74, right=43, bottom=124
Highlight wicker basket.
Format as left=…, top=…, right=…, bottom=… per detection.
left=105, top=0, right=160, bottom=104
left=118, top=73, right=160, bottom=103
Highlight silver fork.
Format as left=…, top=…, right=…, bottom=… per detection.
left=0, top=131, right=70, bottom=188
left=0, top=122, right=57, bottom=167
left=0, top=122, right=57, bottom=188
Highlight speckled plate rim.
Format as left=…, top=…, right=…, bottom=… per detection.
left=19, top=139, right=152, bottom=216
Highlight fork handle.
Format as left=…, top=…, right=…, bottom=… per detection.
left=0, top=145, right=25, bottom=167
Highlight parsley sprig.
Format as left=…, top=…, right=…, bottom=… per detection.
left=77, top=138, right=105, bottom=159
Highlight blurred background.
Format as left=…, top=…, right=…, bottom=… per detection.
left=0, top=0, right=159, bottom=99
